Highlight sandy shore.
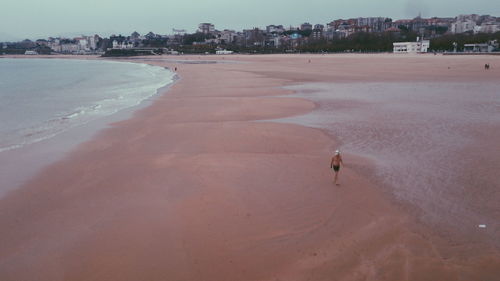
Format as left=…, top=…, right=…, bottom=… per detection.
left=0, top=54, right=499, bottom=280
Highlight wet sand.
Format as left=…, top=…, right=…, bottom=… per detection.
left=276, top=81, right=500, bottom=247
left=0, top=54, right=499, bottom=280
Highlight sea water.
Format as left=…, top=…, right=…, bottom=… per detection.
left=0, top=58, right=174, bottom=152
left=0, top=58, right=174, bottom=194
left=276, top=82, right=500, bottom=246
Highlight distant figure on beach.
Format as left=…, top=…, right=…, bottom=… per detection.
left=174, top=67, right=177, bottom=71
left=330, top=150, right=344, bottom=185
left=484, top=63, right=490, bottom=70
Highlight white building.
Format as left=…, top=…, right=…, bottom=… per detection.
left=198, top=23, right=215, bottom=34
left=112, top=40, right=133, bottom=49
left=450, top=19, right=476, bottom=34
left=75, top=38, right=89, bottom=51
left=215, top=49, right=233, bottom=55
left=393, top=38, right=430, bottom=53
left=464, top=40, right=498, bottom=52
left=475, top=22, right=500, bottom=34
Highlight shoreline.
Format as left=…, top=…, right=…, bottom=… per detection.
left=0, top=57, right=177, bottom=196
left=0, top=54, right=499, bottom=280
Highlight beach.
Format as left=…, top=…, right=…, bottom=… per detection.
left=0, top=54, right=499, bottom=280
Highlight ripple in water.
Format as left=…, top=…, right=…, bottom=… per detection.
left=0, top=58, right=175, bottom=152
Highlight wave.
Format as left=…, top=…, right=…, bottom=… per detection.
left=0, top=60, right=175, bottom=153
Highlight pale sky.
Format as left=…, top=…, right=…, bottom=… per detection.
left=1, top=0, right=499, bottom=40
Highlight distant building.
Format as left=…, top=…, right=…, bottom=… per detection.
left=449, top=14, right=496, bottom=34
left=215, top=49, right=233, bottom=55
left=393, top=19, right=412, bottom=30
left=327, top=20, right=346, bottom=31
left=357, top=17, right=388, bottom=32
left=393, top=38, right=429, bottom=53
left=112, top=40, right=133, bottom=49
left=24, top=50, right=38, bottom=55
left=265, top=34, right=281, bottom=48
left=300, top=23, right=313, bottom=30
left=451, top=19, right=476, bottom=33
left=242, top=28, right=265, bottom=47
left=336, top=23, right=355, bottom=38
left=199, top=23, right=215, bottom=34
left=464, top=43, right=491, bottom=52
left=59, top=39, right=80, bottom=53
left=313, top=24, right=324, bottom=31
left=266, top=25, right=285, bottom=34
left=88, top=35, right=100, bottom=50
left=456, top=14, right=481, bottom=22
left=464, top=40, right=498, bottom=52
left=74, top=37, right=89, bottom=51
left=217, top=29, right=237, bottom=44
left=475, top=22, right=500, bottom=33
left=324, top=29, right=343, bottom=40
left=311, top=29, right=323, bottom=40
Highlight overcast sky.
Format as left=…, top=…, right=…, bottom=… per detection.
left=1, top=0, right=499, bottom=40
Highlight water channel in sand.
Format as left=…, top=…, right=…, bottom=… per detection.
left=275, top=82, right=500, bottom=247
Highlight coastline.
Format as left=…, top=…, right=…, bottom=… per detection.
left=0, top=54, right=499, bottom=280
left=0, top=56, right=176, bottom=196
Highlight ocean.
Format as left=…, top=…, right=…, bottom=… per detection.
left=0, top=58, right=175, bottom=193
left=277, top=82, right=500, bottom=247
left=0, top=58, right=174, bottom=152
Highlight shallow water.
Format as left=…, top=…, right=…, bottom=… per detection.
left=276, top=82, right=500, bottom=246
left=0, top=58, right=174, bottom=196
left=0, top=58, right=174, bottom=152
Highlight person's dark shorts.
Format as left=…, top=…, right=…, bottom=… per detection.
left=332, top=165, right=340, bottom=172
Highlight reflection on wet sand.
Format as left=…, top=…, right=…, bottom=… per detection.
left=277, top=82, right=500, bottom=246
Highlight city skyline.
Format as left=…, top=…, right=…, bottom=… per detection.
left=1, top=0, right=500, bottom=41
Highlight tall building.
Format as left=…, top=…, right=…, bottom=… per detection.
left=198, top=23, right=215, bottom=34
left=451, top=19, right=476, bottom=33
left=357, top=17, right=388, bottom=32
left=311, top=29, right=323, bottom=40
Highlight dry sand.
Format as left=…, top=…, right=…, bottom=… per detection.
left=0, top=53, right=499, bottom=280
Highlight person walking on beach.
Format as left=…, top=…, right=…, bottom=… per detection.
left=330, top=150, right=344, bottom=185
